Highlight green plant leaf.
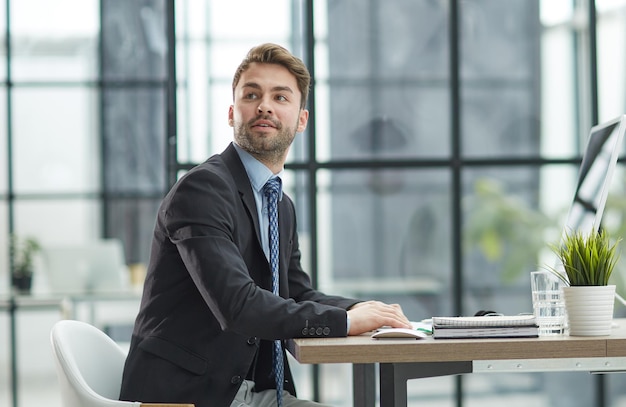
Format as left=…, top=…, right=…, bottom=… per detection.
left=551, top=229, right=621, bottom=286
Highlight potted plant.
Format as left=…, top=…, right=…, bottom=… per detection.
left=9, top=235, right=41, bottom=294
left=550, top=229, right=620, bottom=336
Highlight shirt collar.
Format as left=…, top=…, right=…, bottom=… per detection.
left=233, top=143, right=284, bottom=198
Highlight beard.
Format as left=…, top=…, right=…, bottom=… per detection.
left=233, top=115, right=297, bottom=164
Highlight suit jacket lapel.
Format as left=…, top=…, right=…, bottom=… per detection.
left=220, top=143, right=263, bottom=246
left=221, top=143, right=290, bottom=297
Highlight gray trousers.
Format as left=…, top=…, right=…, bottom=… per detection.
left=230, top=380, right=334, bottom=407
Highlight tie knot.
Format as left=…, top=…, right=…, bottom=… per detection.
left=263, top=177, right=281, bottom=197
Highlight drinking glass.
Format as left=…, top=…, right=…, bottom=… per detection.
left=530, top=270, right=566, bottom=336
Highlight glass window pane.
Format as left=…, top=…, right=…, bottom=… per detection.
left=320, top=0, right=451, bottom=160
left=14, top=200, right=102, bottom=247
left=597, top=1, right=626, bottom=121
left=208, top=1, right=291, bottom=39
left=102, top=0, right=167, bottom=81
left=12, top=87, right=99, bottom=194
left=177, top=80, right=232, bottom=163
left=0, top=87, right=6, bottom=193
left=208, top=84, right=235, bottom=156
left=605, top=162, right=626, bottom=305
left=318, top=168, right=452, bottom=317
left=461, top=165, right=581, bottom=317
left=0, top=0, right=6, bottom=80
left=103, top=88, right=166, bottom=194
left=378, top=1, right=449, bottom=79
left=209, top=43, right=281, bottom=79
left=0, top=201, right=7, bottom=294
left=461, top=0, right=538, bottom=80
left=13, top=199, right=103, bottom=293
left=462, top=87, right=540, bottom=157
left=10, top=0, right=99, bottom=82
left=283, top=170, right=312, bottom=274
left=174, top=0, right=206, bottom=38
left=106, top=198, right=162, bottom=265
left=540, top=1, right=579, bottom=158
left=460, top=1, right=542, bottom=158
left=325, top=87, right=450, bottom=160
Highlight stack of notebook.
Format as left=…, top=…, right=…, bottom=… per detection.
left=432, top=315, right=538, bottom=339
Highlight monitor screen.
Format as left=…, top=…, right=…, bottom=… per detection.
left=562, top=115, right=626, bottom=239
left=41, top=239, right=130, bottom=294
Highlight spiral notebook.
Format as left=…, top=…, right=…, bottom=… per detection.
left=432, top=315, right=538, bottom=339
left=432, top=315, right=537, bottom=328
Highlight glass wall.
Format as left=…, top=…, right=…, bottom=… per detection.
left=173, top=0, right=626, bottom=406
left=3, top=1, right=626, bottom=407
left=1, top=1, right=171, bottom=406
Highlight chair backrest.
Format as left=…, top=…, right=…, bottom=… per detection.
left=50, top=319, right=140, bottom=407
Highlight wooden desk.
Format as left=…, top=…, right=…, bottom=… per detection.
left=288, top=319, right=626, bottom=407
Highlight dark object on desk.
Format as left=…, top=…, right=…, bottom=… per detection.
left=474, top=310, right=499, bottom=316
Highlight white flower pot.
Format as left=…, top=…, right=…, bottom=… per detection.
left=562, top=285, right=616, bottom=336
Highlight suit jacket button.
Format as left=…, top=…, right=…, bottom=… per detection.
left=316, top=327, right=323, bottom=336
left=231, top=375, right=242, bottom=384
left=302, top=328, right=308, bottom=335
left=323, top=327, right=330, bottom=335
left=247, top=337, right=257, bottom=345
left=308, top=328, right=316, bottom=335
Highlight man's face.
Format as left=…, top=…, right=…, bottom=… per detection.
left=229, top=62, right=308, bottom=163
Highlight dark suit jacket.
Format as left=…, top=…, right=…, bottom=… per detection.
left=119, top=143, right=359, bottom=407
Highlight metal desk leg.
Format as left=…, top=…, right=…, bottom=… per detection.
left=353, top=363, right=376, bottom=407
left=380, top=361, right=472, bottom=407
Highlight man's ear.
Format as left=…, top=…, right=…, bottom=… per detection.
left=228, top=106, right=234, bottom=127
left=297, top=109, right=309, bottom=133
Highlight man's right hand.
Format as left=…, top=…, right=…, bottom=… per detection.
left=346, top=300, right=412, bottom=335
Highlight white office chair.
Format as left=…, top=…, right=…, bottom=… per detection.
left=50, top=319, right=193, bottom=407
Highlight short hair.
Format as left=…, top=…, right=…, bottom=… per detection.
left=232, top=43, right=311, bottom=109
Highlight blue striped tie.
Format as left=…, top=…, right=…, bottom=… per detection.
left=263, top=177, right=283, bottom=407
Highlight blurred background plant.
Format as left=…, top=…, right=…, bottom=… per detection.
left=9, top=234, right=41, bottom=293
left=602, top=171, right=626, bottom=298
left=464, top=178, right=558, bottom=283
left=464, top=173, right=626, bottom=301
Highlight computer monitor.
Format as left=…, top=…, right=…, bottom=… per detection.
left=555, top=114, right=626, bottom=284
left=562, top=114, right=626, bottom=238
left=41, top=239, right=130, bottom=294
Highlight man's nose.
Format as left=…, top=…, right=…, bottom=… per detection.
left=257, top=98, right=273, bottom=114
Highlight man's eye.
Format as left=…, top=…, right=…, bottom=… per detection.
left=276, top=95, right=287, bottom=101
left=245, top=93, right=258, bottom=100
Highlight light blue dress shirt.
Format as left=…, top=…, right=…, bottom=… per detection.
left=233, top=143, right=283, bottom=261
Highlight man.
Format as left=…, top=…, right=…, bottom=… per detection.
left=119, top=43, right=411, bottom=407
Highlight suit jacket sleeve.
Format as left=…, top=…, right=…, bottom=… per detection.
left=162, top=158, right=359, bottom=341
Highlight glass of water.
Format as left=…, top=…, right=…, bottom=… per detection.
left=530, top=270, right=566, bottom=336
